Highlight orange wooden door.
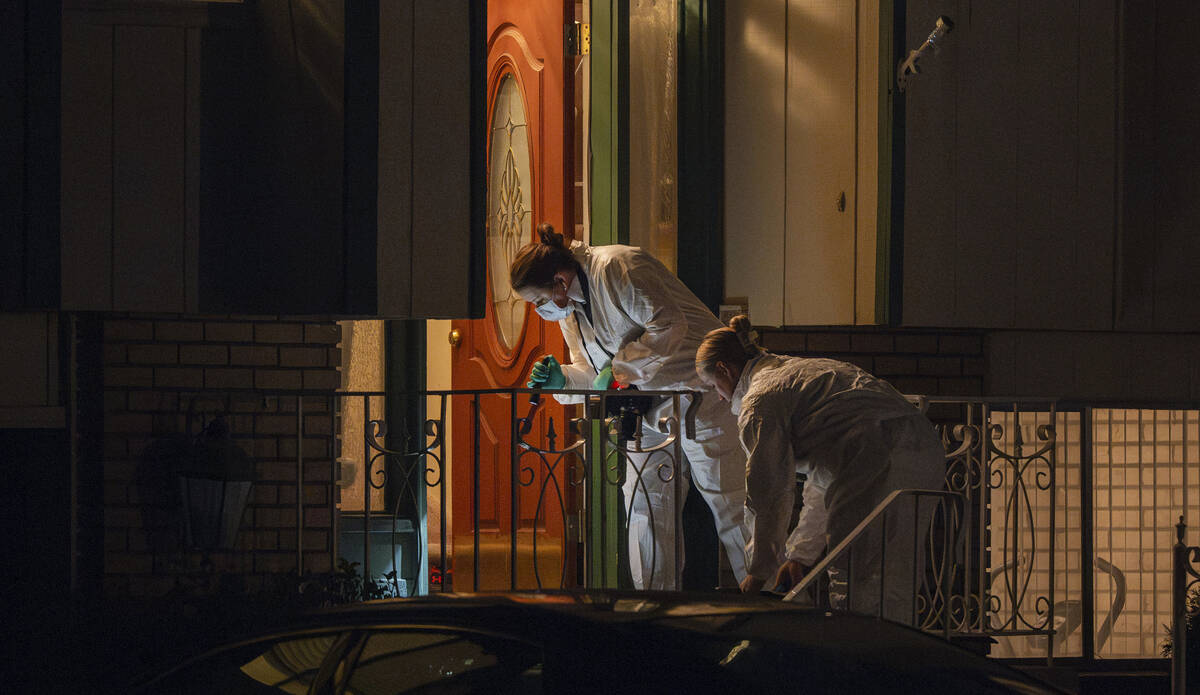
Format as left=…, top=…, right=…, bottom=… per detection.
left=450, top=0, right=573, bottom=590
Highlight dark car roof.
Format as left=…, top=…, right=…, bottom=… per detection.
left=137, top=591, right=1066, bottom=694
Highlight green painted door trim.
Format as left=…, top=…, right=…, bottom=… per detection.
left=589, top=0, right=628, bottom=247
left=677, top=0, right=724, bottom=313
left=586, top=1, right=629, bottom=588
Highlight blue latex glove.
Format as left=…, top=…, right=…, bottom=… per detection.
left=591, top=362, right=614, bottom=390
left=526, top=355, right=565, bottom=390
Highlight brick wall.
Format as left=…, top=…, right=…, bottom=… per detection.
left=99, top=315, right=342, bottom=598
left=757, top=326, right=986, bottom=397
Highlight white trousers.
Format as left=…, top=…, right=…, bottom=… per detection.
left=620, top=393, right=749, bottom=590
left=824, top=414, right=947, bottom=623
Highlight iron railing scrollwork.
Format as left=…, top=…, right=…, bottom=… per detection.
left=915, top=400, right=1061, bottom=661
left=1172, top=518, right=1200, bottom=695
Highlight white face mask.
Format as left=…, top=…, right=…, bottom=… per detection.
left=535, top=299, right=574, bottom=322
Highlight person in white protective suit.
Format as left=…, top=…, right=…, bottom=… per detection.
left=695, top=316, right=946, bottom=623
left=509, top=224, right=750, bottom=590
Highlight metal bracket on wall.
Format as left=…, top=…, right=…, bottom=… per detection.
left=897, top=15, right=954, bottom=92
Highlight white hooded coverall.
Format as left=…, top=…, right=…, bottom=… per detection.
left=548, top=241, right=750, bottom=589
left=732, top=353, right=945, bottom=622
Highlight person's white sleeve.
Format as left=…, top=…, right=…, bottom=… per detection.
left=552, top=318, right=594, bottom=405
left=740, top=405, right=795, bottom=581
left=606, top=261, right=688, bottom=387
left=784, top=468, right=830, bottom=566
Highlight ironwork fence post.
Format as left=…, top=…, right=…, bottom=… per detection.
left=1174, top=516, right=1188, bottom=695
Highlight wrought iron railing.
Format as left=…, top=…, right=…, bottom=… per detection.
left=115, top=388, right=1200, bottom=663
left=1172, top=518, right=1200, bottom=694
left=773, top=398, right=1064, bottom=659
left=109, top=386, right=700, bottom=598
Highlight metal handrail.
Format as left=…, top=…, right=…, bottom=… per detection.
left=782, top=488, right=966, bottom=636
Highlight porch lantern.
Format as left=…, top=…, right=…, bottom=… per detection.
left=178, top=416, right=255, bottom=551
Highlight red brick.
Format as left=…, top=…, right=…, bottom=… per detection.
left=104, top=413, right=154, bottom=434
left=127, top=391, right=178, bottom=412
left=252, top=530, right=280, bottom=550
left=104, top=320, right=154, bottom=341
left=895, top=334, right=939, bottom=354
left=254, top=484, right=279, bottom=505
left=155, top=367, right=204, bottom=388
left=257, top=507, right=299, bottom=528
left=328, top=347, right=342, bottom=367
left=917, top=357, right=962, bottom=377
left=962, top=357, right=987, bottom=376
left=889, top=376, right=939, bottom=396
left=105, top=529, right=128, bottom=552
left=104, top=344, right=127, bottom=364
left=257, top=369, right=303, bottom=390
left=181, top=345, right=228, bottom=365
left=277, top=530, right=299, bottom=551
left=102, top=460, right=137, bottom=484
left=103, top=576, right=131, bottom=597
left=288, top=395, right=332, bottom=413
left=205, top=321, right=254, bottom=342
left=155, top=321, right=204, bottom=342
left=850, top=334, right=895, bottom=353
left=231, top=345, right=278, bottom=366
left=304, top=323, right=341, bottom=344
left=279, top=437, right=332, bottom=460
left=304, top=553, right=333, bottom=572
left=761, top=331, right=806, bottom=353
left=205, top=367, right=254, bottom=389
left=303, top=529, right=329, bottom=551
left=939, top=334, right=983, bottom=355
left=280, top=346, right=327, bottom=367
left=255, top=323, right=304, bottom=343
left=259, top=461, right=298, bottom=479
left=303, top=484, right=328, bottom=505
left=128, top=344, right=179, bottom=365
left=303, top=369, right=339, bottom=390
left=103, top=438, right=130, bottom=460
left=104, top=391, right=127, bottom=413
left=256, top=415, right=298, bottom=436
left=254, top=552, right=298, bottom=574
left=937, top=377, right=984, bottom=396
left=249, top=437, right=278, bottom=458
left=127, top=530, right=148, bottom=552
left=105, top=366, right=153, bottom=387
left=303, top=414, right=332, bottom=435
left=104, top=483, right=128, bottom=505
left=304, top=506, right=332, bottom=526
left=104, top=506, right=142, bottom=528
left=806, top=333, right=852, bottom=353
left=834, top=355, right=873, bottom=372
left=874, top=356, right=918, bottom=376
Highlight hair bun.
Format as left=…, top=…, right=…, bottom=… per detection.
left=727, top=315, right=761, bottom=356
left=537, top=222, right=565, bottom=248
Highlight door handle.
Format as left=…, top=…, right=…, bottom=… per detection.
left=448, top=328, right=462, bottom=348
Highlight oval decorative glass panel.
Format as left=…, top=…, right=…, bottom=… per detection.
left=487, top=73, right=532, bottom=351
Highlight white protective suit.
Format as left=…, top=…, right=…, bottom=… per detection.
left=732, top=352, right=945, bottom=622
left=547, top=241, right=750, bottom=589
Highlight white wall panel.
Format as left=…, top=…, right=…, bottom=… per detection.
left=724, top=0, right=787, bottom=326
left=784, top=0, right=856, bottom=325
